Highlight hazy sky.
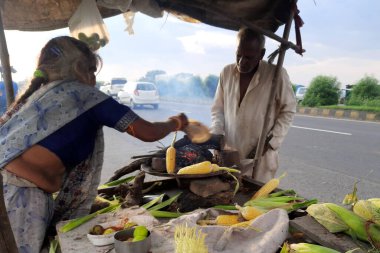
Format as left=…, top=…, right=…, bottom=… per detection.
left=3, top=0, right=380, bottom=88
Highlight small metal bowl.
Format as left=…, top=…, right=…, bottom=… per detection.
left=114, top=228, right=151, bottom=253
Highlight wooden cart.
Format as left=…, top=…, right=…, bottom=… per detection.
left=0, top=1, right=316, bottom=252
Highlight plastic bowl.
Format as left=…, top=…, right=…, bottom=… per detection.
left=114, top=228, right=151, bottom=253
left=87, top=219, right=124, bottom=246
left=87, top=232, right=116, bottom=246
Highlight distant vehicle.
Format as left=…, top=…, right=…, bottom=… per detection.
left=99, top=77, right=127, bottom=97
left=99, top=82, right=111, bottom=94
left=339, top=88, right=351, bottom=104
left=295, top=87, right=307, bottom=104
left=117, top=81, right=159, bottom=109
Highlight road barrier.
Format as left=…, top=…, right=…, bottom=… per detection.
left=296, top=107, right=380, bottom=122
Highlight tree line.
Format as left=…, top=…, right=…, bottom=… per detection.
left=297, top=75, right=380, bottom=108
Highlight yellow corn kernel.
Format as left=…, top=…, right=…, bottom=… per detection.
left=166, top=132, right=177, bottom=174
left=235, top=205, right=264, bottom=221
left=251, top=172, right=286, bottom=200
left=166, top=147, right=176, bottom=174
left=215, top=215, right=240, bottom=226
left=177, top=161, right=213, bottom=175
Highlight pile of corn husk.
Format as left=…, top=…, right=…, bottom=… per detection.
left=307, top=199, right=380, bottom=249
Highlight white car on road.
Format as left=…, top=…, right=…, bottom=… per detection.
left=99, top=78, right=127, bottom=97
left=117, top=81, right=159, bottom=109
left=296, top=87, right=307, bottom=104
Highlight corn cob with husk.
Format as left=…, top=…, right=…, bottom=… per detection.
left=307, top=204, right=349, bottom=233
left=244, top=195, right=317, bottom=214
left=324, top=203, right=380, bottom=248
left=251, top=172, right=287, bottom=199
left=353, top=200, right=380, bottom=225
left=280, top=242, right=340, bottom=253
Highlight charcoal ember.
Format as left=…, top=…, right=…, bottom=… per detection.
left=176, top=144, right=213, bottom=168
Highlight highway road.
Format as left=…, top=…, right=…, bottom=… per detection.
left=101, top=101, right=380, bottom=204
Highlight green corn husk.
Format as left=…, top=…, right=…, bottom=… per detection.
left=268, top=189, right=297, bottom=198
left=227, top=171, right=240, bottom=195
left=285, top=199, right=318, bottom=213
left=148, top=192, right=182, bottom=211
left=212, top=205, right=238, bottom=210
left=59, top=203, right=120, bottom=233
left=257, top=196, right=305, bottom=202
left=49, top=238, right=59, bottom=253
left=149, top=210, right=184, bottom=218
left=142, top=194, right=165, bottom=210
left=353, top=200, right=380, bottom=225
left=307, top=204, right=349, bottom=233
left=97, top=176, right=135, bottom=189
left=280, top=242, right=340, bottom=253
left=325, top=203, right=380, bottom=246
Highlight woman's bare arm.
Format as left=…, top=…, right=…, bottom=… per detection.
left=125, top=113, right=188, bottom=142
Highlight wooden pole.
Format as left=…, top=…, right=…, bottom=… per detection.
left=0, top=174, right=19, bottom=253
left=0, top=1, right=15, bottom=107
left=251, top=0, right=297, bottom=178
left=0, top=1, right=18, bottom=251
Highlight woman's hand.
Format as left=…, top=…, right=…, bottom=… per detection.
left=169, top=113, right=189, bottom=131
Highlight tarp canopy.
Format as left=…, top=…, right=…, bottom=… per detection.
left=2, top=0, right=293, bottom=33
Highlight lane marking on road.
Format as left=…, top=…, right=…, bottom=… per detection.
left=295, top=114, right=380, bottom=125
left=292, top=125, right=352, bottom=135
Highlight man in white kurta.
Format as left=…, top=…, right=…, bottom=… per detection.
left=210, top=28, right=296, bottom=183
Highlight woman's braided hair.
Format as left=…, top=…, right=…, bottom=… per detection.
left=1, top=36, right=101, bottom=123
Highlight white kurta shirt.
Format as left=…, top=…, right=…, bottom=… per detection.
left=210, top=61, right=296, bottom=182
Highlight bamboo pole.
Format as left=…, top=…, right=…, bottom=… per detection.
left=0, top=1, right=18, bottom=251
left=251, top=0, right=297, bottom=178
left=0, top=1, right=15, bottom=107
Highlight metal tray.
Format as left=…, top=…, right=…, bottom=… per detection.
left=141, top=164, right=226, bottom=179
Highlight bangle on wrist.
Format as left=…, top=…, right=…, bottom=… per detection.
left=169, top=116, right=182, bottom=131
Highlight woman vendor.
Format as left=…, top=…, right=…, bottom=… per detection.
left=0, top=36, right=188, bottom=253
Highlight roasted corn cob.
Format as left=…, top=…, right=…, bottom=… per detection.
left=166, top=131, right=177, bottom=174
left=177, top=161, right=213, bottom=175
